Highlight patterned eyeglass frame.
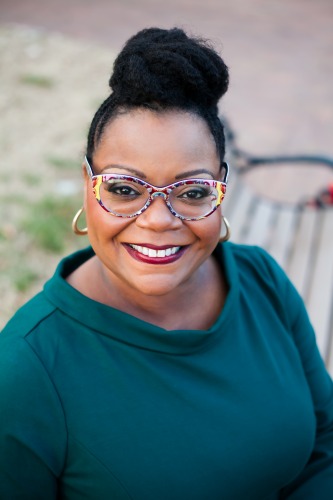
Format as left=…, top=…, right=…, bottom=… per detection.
left=84, top=156, right=229, bottom=221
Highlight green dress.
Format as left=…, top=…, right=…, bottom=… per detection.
left=1, top=243, right=332, bottom=499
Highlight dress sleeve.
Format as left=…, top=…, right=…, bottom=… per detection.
left=0, top=335, right=67, bottom=499
left=279, top=279, right=333, bottom=498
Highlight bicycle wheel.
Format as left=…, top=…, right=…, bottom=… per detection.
left=234, top=155, right=333, bottom=207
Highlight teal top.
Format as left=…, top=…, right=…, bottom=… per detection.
left=1, top=243, right=333, bottom=499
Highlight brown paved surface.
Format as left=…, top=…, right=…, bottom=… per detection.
left=1, top=0, right=333, bottom=156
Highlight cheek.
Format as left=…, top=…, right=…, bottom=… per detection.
left=189, top=209, right=222, bottom=245
left=85, top=181, right=110, bottom=229
left=85, top=187, right=131, bottom=242
left=85, top=187, right=103, bottom=232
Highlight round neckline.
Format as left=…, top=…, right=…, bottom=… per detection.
left=43, top=243, right=239, bottom=354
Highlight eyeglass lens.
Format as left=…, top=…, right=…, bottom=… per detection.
left=98, top=178, right=221, bottom=218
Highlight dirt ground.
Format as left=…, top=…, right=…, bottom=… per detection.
left=0, top=25, right=116, bottom=328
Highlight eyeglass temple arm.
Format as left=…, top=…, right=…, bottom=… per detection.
left=84, top=156, right=94, bottom=177
left=221, top=161, right=229, bottom=184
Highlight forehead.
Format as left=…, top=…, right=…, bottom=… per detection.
left=93, top=109, right=220, bottom=180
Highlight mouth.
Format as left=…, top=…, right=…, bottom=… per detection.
left=124, top=243, right=187, bottom=264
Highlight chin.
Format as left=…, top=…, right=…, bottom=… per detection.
left=133, top=276, right=185, bottom=297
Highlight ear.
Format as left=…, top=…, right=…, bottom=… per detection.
left=220, top=161, right=229, bottom=183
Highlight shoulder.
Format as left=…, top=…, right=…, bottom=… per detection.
left=0, top=292, right=58, bottom=383
left=222, top=242, right=306, bottom=328
left=1, top=291, right=56, bottom=343
left=0, top=294, right=67, bottom=485
left=223, top=242, right=289, bottom=286
left=0, top=290, right=60, bottom=402
left=1, top=246, right=95, bottom=345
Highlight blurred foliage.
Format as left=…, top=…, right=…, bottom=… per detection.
left=22, top=173, right=41, bottom=186
left=19, top=73, right=55, bottom=88
left=14, top=268, right=39, bottom=293
left=46, top=155, right=80, bottom=170
left=22, top=195, right=82, bottom=253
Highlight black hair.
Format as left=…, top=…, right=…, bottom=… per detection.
left=86, top=27, right=229, bottom=164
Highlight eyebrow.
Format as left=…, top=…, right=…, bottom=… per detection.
left=174, top=169, right=215, bottom=179
left=101, top=165, right=215, bottom=180
left=101, top=164, right=148, bottom=178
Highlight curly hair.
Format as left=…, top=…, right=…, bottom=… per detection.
left=86, top=27, right=229, bottom=163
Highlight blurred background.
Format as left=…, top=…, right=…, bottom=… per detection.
left=1, top=0, right=333, bottom=327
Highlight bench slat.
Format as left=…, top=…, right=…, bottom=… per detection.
left=226, top=183, right=256, bottom=243
left=242, top=200, right=275, bottom=248
left=286, top=208, right=318, bottom=298
left=266, top=208, right=298, bottom=269
left=306, top=209, right=333, bottom=359
left=224, top=174, right=333, bottom=374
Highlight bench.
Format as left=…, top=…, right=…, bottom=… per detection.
left=223, top=170, right=333, bottom=376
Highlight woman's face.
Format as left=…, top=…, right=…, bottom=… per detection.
left=84, top=109, right=224, bottom=298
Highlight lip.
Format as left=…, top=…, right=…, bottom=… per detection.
left=127, top=243, right=182, bottom=250
left=123, top=243, right=188, bottom=265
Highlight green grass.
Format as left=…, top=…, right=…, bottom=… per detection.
left=22, top=195, right=83, bottom=253
left=22, top=173, right=41, bottom=186
left=46, top=155, right=79, bottom=171
left=19, top=74, right=55, bottom=89
left=14, top=268, right=39, bottom=292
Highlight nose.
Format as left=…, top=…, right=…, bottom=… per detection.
left=151, top=191, right=167, bottom=200
left=135, top=195, right=182, bottom=231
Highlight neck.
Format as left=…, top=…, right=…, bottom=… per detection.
left=74, top=254, right=226, bottom=330
left=92, top=252, right=226, bottom=330
left=67, top=252, right=226, bottom=331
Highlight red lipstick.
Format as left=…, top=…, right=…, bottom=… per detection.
left=123, top=243, right=187, bottom=265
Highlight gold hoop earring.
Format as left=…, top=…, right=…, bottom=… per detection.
left=72, top=207, right=88, bottom=236
left=219, top=216, right=231, bottom=243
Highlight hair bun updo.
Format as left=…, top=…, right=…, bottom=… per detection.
left=109, top=27, right=229, bottom=112
left=87, top=27, right=229, bottom=161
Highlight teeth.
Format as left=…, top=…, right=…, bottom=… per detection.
left=130, top=244, right=181, bottom=258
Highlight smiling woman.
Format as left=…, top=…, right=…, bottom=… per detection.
left=1, top=27, right=333, bottom=500
left=71, top=109, right=227, bottom=318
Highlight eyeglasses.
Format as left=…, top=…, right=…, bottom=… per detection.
left=84, top=156, right=228, bottom=221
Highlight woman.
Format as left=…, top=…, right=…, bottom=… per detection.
left=0, top=27, right=332, bottom=499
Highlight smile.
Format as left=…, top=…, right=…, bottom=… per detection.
left=129, top=244, right=181, bottom=258
left=124, top=243, right=187, bottom=265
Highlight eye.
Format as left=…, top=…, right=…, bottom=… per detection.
left=178, top=185, right=212, bottom=200
left=104, top=181, right=141, bottom=197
